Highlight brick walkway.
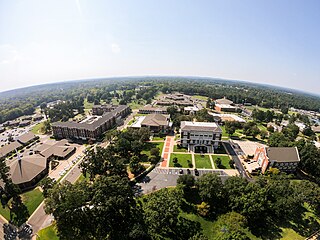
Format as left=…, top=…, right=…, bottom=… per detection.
left=161, top=136, right=174, bottom=167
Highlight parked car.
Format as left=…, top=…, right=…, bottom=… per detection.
left=179, top=169, right=183, bottom=174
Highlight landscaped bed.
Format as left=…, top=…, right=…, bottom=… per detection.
left=169, top=153, right=192, bottom=168
left=194, top=154, right=212, bottom=169
left=173, top=145, right=188, bottom=153
left=211, top=155, right=233, bottom=169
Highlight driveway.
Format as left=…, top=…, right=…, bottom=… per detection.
left=222, top=141, right=253, bottom=181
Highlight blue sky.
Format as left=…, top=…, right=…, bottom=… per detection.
left=0, top=0, right=319, bottom=93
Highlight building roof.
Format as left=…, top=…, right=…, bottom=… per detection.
left=140, top=105, right=167, bottom=111
left=52, top=105, right=128, bottom=131
left=266, top=147, right=300, bottom=163
left=180, top=121, right=222, bottom=132
left=17, top=132, right=36, bottom=144
left=215, top=98, right=233, bottom=105
left=40, top=139, right=75, bottom=158
left=141, top=114, right=170, bottom=127
left=311, top=125, right=320, bottom=133
left=0, top=141, right=22, bottom=157
left=184, top=106, right=199, bottom=111
left=9, top=155, right=47, bottom=185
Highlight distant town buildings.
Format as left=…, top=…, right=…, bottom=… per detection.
left=155, top=93, right=194, bottom=107
left=52, top=105, right=130, bottom=141
left=180, top=121, right=222, bottom=153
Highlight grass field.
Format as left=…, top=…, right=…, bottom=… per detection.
left=211, top=155, right=232, bottom=169
left=38, top=224, right=59, bottom=240
left=141, top=142, right=164, bottom=156
left=195, top=154, right=212, bottom=169
left=191, top=95, right=208, bottom=101
left=31, top=122, right=45, bottom=134
left=169, top=153, right=192, bottom=168
left=129, top=100, right=145, bottom=109
left=0, top=188, right=44, bottom=221
left=173, top=145, right=188, bottom=152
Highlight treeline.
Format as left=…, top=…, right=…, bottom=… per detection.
left=1, top=77, right=319, bottom=124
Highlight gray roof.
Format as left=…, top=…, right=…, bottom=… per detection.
left=17, top=132, right=36, bottom=144
left=0, top=141, right=22, bottom=157
left=181, top=121, right=222, bottom=132
left=141, top=114, right=169, bottom=127
left=52, top=105, right=128, bottom=131
left=9, top=155, right=47, bottom=185
left=266, top=147, right=300, bottom=163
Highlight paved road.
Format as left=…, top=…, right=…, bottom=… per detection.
left=222, top=141, right=252, bottom=181
left=28, top=160, right=83, bottom=234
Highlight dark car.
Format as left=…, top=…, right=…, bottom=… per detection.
left=187, top=169, right=191, bottom=174
left=194, top=168, right=199, bottom=176
left=179, top=169, right=183, bottom=174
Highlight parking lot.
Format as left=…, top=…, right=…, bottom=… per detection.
left=0, top=120, right=42, bottom=147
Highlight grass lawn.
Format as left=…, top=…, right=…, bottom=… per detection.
left=38, top=224, right=59, bottom=240
left=169, top=153, right=192, bottom=168
left=211, top=155, right=233, bottom=169
left=83, top=99, right=94, bottom=109
left=152, top=136, right=166, bottom=141
left=220, top=125, right=230, bottom=139
left=195, top=154, right=212, bottom=169
left=191, top=95, right=208, bottom=101
left=173, top=145, right=188, bottom=152
left=76, top=173, right=90, bottom=183
left=141, top=142, right=164, bottom=156
left=129, top=100, right=145, bottom=109
left=31, top=122, right=45, bottom=134
left=0, top=188, right=44, bottom=221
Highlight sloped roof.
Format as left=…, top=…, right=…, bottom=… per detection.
left=0, top=141, right=22, bottom=157
left=180, top=121, right=222, bottom=132
left=17, top=132, right=36, bottom=144
left=215, top=98, right=233, bottom=105
left=141, top=114, right=169, bottom=127
left=266, top=147, right=300, bottom=162
left=40, top=139, right=75, bottom=158
left=9, top=155, right=47, bottom=184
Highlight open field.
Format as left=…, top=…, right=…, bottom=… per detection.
left=169, top=153, right=192, bottom=168
left=194, top=154, right=212, bottom=169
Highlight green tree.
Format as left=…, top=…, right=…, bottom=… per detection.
left=196, top=173, right=224, bottom=214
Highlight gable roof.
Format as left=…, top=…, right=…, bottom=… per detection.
left=0, top=141, right=22, bottom=157
left=17, top=132, right=36, bottom=144
left=40, top=139, right=75, bottom=158
left=9, top=155, right=47, bottom=185
left=215, top=98, right=233, bottom=105
left=266, top=147, right=300, bottom=163
left=141, top=114, right=169, bottom=127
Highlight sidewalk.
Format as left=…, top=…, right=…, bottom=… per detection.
left=160, top=136, right=174, bottom=168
